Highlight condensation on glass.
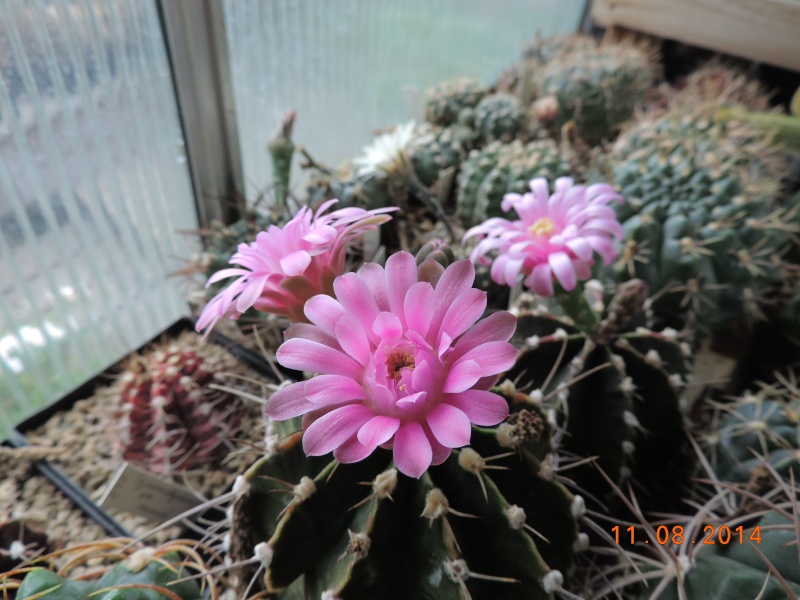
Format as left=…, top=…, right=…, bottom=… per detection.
left=0, top=0, right=197, bottom=435
left=222, top=0, right=585, bottom=200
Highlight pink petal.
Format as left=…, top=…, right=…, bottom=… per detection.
left=452, top=341, right=517, bottom=377
left=412, top=360, right=434, bottom=392
left=439, top=288, right=486, bottom=341
left=446, top=390, right=509, bottom=426
left=206, top=268, right=248, bottom=286
left=396, top=391, right=427, bottom=408
left=429, top=436, right=452, bottom=466
left=235, top=275, right=268, bottom=313
left=373, top=312, right=403, bottom=339
left=303, top=404, right=374, bottom=456
left=280, top=250, right=313, bottom=276
left=304, top=295, right=346, bottom=336
left=305, top=374, right=366, bottom=405
left=404, top=281, right=435, bottom=336
left=357, top=262, right=390, bottom=311
left=284, top=323, right=338, bottom=347
left=277, top=338, right=362, bottom=378
left=565, top=237, right=593, bottom=261
left=449, top=311, right=517, bottom=363
left=334, top=273, right=381, bottom=335
left=334, top=435, right=374, bottom=463
left=393, top=422, right=432, bottom=478
left=443, top=359, right=482, bottom=393
left=266, top=381, right=314, bottom=420
left=357, top=416, right=401, bottom=448
left=385, top=252, right=418, bottom=323
left=431, top=259, right=475, bottom=326
left=548, top=252, right=577, bottom=291
left=529, top=263, right=554, bottom=296
left=426, top=404, right=472, bottom=448
left=335, top=315, right=371, bottom=365
left=302, top=224, right=337, bottom=244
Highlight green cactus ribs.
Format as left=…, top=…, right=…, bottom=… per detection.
left=534, top=41, right=652, bottom=146
left=609, top=109, right=793, bottom=333
left=113, top=332, right=247, bottom=476
left=13, top=547, right=204, bottom=599
left=506, top=281, right=690, bottom=514
left=456, top=139, right=572, bottom=227
left=424, top=78, right=489, bottom=128
left=230, top=399, right=585, bottom=599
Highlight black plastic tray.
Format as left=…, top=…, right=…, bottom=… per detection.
left=9, top=317, right=279, bottom=538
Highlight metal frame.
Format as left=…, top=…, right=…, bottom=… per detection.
left=157, top=0, right=244, bottom=226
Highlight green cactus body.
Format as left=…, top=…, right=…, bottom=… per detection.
left=306, top=163, right=390, bottom=211
left=411, top=126, right=467, bottom=189
left=466, top=93, right=526, bottom=145
left=610, top=111, right=789, bottom=332
left=648, top=512, right=800, bottom=600
left=536, top=44, right=651, bottom=145
left=706, top=390, right=800, bottom=484
left=507, top=283, right=688, bottom=509
left=522, top=34, right=598, bottom=65
left=230, top=400, right=582, bottom=599
left=16, top=551, right=201, bottom=599
left=456, top=140, right=571, bottom=227
left=424, top=78, right=489, bottom=127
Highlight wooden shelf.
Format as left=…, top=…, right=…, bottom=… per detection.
left=592, top=0, right=800, bottom=72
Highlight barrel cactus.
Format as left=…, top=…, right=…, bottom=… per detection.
left=506, top=280, right=690, bottom=511
left=410, top=125, right=467, bottom=191
left=456, top=140, right=572, bottom=227
left=460, top=93, right=527, bottom=145
left=608, top=109, right=792, bottom=333
left=306, top=162, right=390, bottom=210
left=112, top=332, right=247, bottom=475
left=534, top=42, right=652, bottom=145
left=703, top=380, right=800, bottom=484
left=229, top=411, right=584, bottom=599
left=424, top=78, right=489, bottom=127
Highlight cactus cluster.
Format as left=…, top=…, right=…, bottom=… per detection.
left=456, top=139, right=572, bottom=226
left=229, top=404, right=585, bottom=599
left=460, top=92, right=527, bottom=146
left=534, top=42, right=652, bottom=145
left=410, top=125, right=468, bottom=191
left=113, top=332, right=247, bottom=475
left=506, top=281, right=690, bottom=511
left=608, top=109, right=791, bottom=332
left=424, top=77, right=489, bottom=127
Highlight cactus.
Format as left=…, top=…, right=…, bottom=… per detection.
left=460, top=93, right=526, bottom=145
left=14, top=546, right=204, bottom=599
left=703, top=381, right=800, bottom=484
left=410, top=125, right=467, bottom=190
left=424, top=78, right=489, bottom=127
left=228, top=401, right=586, bottom=599
left=608, top=109, right=792, bottom=333
left=673, top=62, right=773, bottom=112
left=113, top=332, right=247, bottom=475
left=506, top=281, right=689, bottom=511
left=456, top=140, right=572, bottom=227
left=522, top=34, right=598, bottom=66
left=0, top=519, right=50, bottom=573
left=534, top=42, right=652, bottom=145
left=306, top=162, right=391, bottom=210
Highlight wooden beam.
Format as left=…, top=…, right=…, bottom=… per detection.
left=592, top=0, right=800, bottom=72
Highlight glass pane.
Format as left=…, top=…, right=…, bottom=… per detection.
left=0, top=0, right=197, bottom=436
left=223, top=0, right=585, bottom=199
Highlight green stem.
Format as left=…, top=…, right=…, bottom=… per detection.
left=268, top=110, right=297, bottom=213
left=554, top=285, right=601, bottom=335
left=716, top=107, right=800, bottom=151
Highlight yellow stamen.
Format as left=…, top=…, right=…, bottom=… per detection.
left=529, top=217, right=556, bottom=237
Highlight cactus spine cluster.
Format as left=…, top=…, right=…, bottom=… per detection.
left=608, top=109, right=791, bottom=332
left=229, top=400, right=586, bottom=599
left=114, top=332, right=246, bottom=475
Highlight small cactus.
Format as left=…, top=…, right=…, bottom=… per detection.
left=463, top=93, right=527, bottom=145
left=410, top=125, right=467, bottom=191
left=113, top=332, right=247, bottom=475
left=424, top=78, right=489, bottom=127
left=456, top=140, right=572, bottom=227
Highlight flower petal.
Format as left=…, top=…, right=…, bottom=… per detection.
left=280, top=250, right=313, bottom=276
left=449, top=311, right=517, bottom=363
left=277, top=338, right=362, bottom=378
left=305, top=374, right=366, bottom=405
left=385, top=251, right=418, bottom=321
left=393, top=422, right=432, bottom=478
left=426, top=403, right=472, bottom=448
left=334, top=435, right=374, bottom=463
left=335, top=315, right=371, bottom=366
left=304, top=295, right=346, bottom=336
left=357, top=416, right=401, bottom=449
left=266, top=381, right=314, bottom=420
left=453, top=341, right=518, bottom=377
left=303, top=404, right=374, bottom=456
left=443, top=359, right=482, bottom=393
left=548, top=252, right=577, bottom=291
left=404, top=281, right=435, bottom=336
left=446, top=390, right=509, bottom=426
left=438, top=288, right=487, bottom=341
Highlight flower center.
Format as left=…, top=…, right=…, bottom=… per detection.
left=529, top=217, right=556, bottom=237
left=385, top=347, right=415, bottom=383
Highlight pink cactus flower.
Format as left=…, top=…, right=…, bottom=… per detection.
left=463, top=177, right=624, bottom=296
left=196, top=200, right=396, bottom=332
left=266, top=252, right=517, bottom=479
